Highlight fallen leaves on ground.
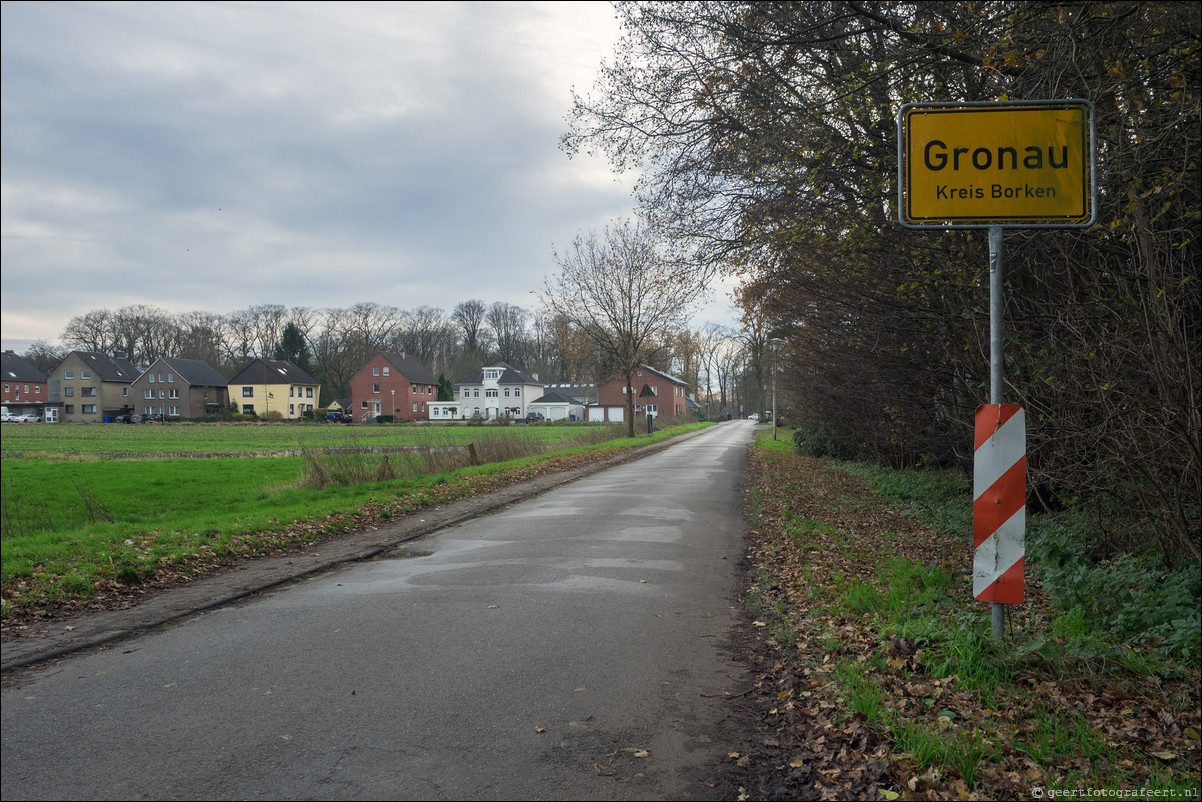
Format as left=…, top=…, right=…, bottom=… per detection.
left=713, top=447, right=1200, bottom=801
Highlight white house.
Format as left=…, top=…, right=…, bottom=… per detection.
left=527, top=383, right=595, bottom=422
left=449, top=362, right=544, bottom=420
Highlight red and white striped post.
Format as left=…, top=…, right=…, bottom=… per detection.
left=973, top=404, right=1025, bottom=606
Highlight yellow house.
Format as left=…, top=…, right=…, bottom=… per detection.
left=227, top=358, right=320, bottom=420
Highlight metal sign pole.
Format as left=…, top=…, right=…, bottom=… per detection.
left=989, top=225, right=1005, bottom=640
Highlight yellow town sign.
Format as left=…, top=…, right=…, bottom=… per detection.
left=898, top=100, right=1094, bottom=228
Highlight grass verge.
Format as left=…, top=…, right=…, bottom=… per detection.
left=731, top=429, right=1200, bottom=801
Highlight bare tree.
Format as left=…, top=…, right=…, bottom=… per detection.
left=61, top=308, right=118, bottom=355
left=21, top=340, right=69, bottom=376
left=110, top=304, right=178, bottom=365
left=485, top=302, right=530, bottom=366
left=452, top=300, right=491, bottom=359
left=176, top=310, right=231, bottom=372
left=541, top=218, right=704, bottom=436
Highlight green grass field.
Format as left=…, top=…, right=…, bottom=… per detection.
left=0, top=419, right=591, bottom=458
left=0, top=419, right=708, bottom=615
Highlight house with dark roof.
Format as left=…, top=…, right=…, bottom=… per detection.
left=527, top=384, right=595, bottom=422
left=228, top=358, right=320, bottom=420
left=130, top=357, right=229, bottom=419
left=589, top=365, right=690, bottom=422
left=442, top=362, right=543, bottom=421
left=47, top=351, right=139, bottom=423
left=348, top=352, right=439, bottom=422
left=2, top=350, right=50, bottom=419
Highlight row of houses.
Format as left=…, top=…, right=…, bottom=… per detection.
left=2, top=350, right=324, bottom=424
left=2, top=349, right=695, bottom=424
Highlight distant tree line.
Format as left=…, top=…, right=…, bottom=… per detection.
left=564, top=1, right=1199, bottom=557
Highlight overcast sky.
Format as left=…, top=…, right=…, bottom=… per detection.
left=1, top=0, right=738, bottom=355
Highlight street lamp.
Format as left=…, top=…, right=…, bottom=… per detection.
left=769, top=338, right=784, bottom=441
left=391, top=388, right=395, bottom=419
left=773, top=369, right=778, bottom=441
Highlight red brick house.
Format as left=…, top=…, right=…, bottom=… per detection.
left=349, top=352, right=439, bottom=422
left=594, top=364, right=689, bottom=420
left=2, top=350, right=49, bottom=415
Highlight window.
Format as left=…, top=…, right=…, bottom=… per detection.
left=159, top=390, right=165, bottom=399
left=169, top=389, right=180, bottom=399
left=169, top=406, right=179, bottom=417
left=243, top=387, right=254, bottom=397
left=158, top=373, right=165, bottom=382
left=82, top=404, right=96, bottom=414
left=82, top=387, right=97, bottom=397
left=290, top=387, right=295, bottom=397
left=373, top=366, right=380, bottom=376
left=2, top=384, right=7, bottom=393
left=122, top=388, right=128, bottom=396
left=485, top=389, right=498, bottom=398
left=412, top=402, right=418, bottom=412
left=65, top=405, right=74, bottom=414
left=504, top=389, right=510, bottom=397
left=243, top=404, right=255, bottom=414
left=145, top=389, right=155, bottom=399
left=382, top=367, right=389, bottom=376
left=373, top=384, right=380, bottom=393
left=361, top=401, right=368, bottom=409
left=167, top=373, right=174, bottom=382
left=149, top=373, right=156, bottom=383
left=514, top=389, right=520, bottom=397
left=81, top=370, right=90, bottom=379
left=65, top=387, right=75, bottom=397
left=289, top=404, right=295, bottom=415
left=65, top=370, right=74, bottom=379
left=35, top=386, right=41, bottom=395
left=23, top=385, right=29, bottom=393
left=306, top=388, right=313, bottom=398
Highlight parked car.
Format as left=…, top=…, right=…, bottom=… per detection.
left=325, top=411, right=352, bottom=423
left=13, top=412, right=42, bottom=423
left=524, top=412, right=544, bottom=423
left=1, top=410, right=16, bottom=423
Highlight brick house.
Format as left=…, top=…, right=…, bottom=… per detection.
left=47, top=351, right=140, bottom=423
left=349, top=352, right=439, bottom=422
left=130, top=357, right=229, bottom=419
left=2, top=350, right=51, bottom=419
left=593, top=364, right=689, bottom=421
left=227, top=358, right=320, bottom=420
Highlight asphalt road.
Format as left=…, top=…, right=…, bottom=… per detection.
left=1, top=421, right=756, bottom=801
